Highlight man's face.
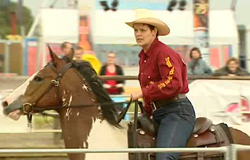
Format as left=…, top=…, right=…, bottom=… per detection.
left=75, top=49, right=83, bottom=60
left=133, top=23, right=157, bottom=48
left=107, top=53, right=115, bottom=64
left=62, top=43, right=72, bottom=55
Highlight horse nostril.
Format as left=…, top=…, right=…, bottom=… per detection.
left=2, top=101, right=8, bottom=108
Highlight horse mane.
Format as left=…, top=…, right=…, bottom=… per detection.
left=71, top=60, right=121, bottom=127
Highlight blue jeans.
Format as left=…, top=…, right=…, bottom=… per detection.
left=153, top=98, right=196, bottom=160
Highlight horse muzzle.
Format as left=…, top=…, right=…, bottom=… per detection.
left=3, top=95, right=28, bottom=116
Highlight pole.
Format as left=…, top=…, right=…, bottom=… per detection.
left=193, top=0, right=210, bottom=64
left=132, top=100, right=138, bottom=160
left=231, top=0, right=238, bottom=11
left=231, top=144, right=237, bottom=160
left=4, top=41, right=10, bottom=73
left=18, top=0, right=25, bottom=38
left=10, top=12, right=17, bottom=35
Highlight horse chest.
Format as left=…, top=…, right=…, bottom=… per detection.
left=85, top=119, right=129, bottom=160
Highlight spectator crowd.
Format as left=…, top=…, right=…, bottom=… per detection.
left=59, top=41, right=250, bottom=98
left=187, top=47, right=249, bottom=77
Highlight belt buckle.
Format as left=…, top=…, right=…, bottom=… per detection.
left=150, top=102, right=157, bottom=112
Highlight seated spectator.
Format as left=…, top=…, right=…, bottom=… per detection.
left=73, top=46, right=101, bottom=74
left=213, top=57, right=249, bottom=76
left=60, top=41, right=73, bottom=56
left=74, top=46, right=84, bottom=62
left=187, top=47, right=212, bottom=76
left=99, top=52, right=125, bottom=95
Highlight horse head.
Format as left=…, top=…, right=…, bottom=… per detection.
left=2, top=46, right=98, bottom=119
left=1, top=47, right=128, bottom=160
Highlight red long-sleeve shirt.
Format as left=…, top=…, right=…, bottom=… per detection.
left=138, top=38, right=189, bottom=114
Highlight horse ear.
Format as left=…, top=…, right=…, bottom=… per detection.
left=47, top=45, right=60, bottom=63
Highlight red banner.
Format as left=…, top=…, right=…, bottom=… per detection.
left=78, top=15, right=94, bottom=54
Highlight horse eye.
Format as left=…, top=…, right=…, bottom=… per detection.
left=34, top=76, right=43, bottom=82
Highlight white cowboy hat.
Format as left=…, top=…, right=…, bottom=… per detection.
left=125, top=9, right=170, bottom=36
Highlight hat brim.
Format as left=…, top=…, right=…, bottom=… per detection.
left=125, top=18, right=170, bottom=36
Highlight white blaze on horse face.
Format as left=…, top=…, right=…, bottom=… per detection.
left=3, top=72, right=38, bottom=120
left=85, top=119, right=128, bottom=160
left=2, top=72, right=37, bottom=107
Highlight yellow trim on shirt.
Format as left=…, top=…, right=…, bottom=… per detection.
left=158, top=57, right=175, bottom=90
left=165, top=57, right=173, bottom=68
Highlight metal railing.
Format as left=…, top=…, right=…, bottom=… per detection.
left=1, top=144, right=250, bottom=160
left=0, top=147, right=229, bottom=160
left=99, top=75, right=250, bottom=81
left=2, top=75, right=250, bottom=81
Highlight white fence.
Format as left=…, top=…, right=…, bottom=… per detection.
left=0, top=147, right=229, bottom=159
left=0, top=145, right=249, bottom=160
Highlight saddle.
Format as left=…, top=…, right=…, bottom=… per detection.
left=127, top=102, right=233, bottom=160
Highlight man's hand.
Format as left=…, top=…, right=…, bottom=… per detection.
left=131, top=90, right=143, bottom=101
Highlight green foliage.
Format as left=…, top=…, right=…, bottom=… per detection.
left=34, top=116, right=54, bottom=129
left=0, top=1, right=33, bottom=39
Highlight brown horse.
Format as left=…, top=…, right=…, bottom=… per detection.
left=2, top=47, right=250, bottom=160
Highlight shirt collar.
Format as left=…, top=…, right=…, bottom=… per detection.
left=138, top=38, right=159, bottom=58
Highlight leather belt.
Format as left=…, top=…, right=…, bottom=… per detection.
left=150, top=94, right=186, bottom=112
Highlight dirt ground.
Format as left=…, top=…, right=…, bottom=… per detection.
left=0, top=133, right=64, bottom=148
left=0, top=132, right=67, bottom=160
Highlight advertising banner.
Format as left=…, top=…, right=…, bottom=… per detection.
left=78, top=15, right=94, bottom=55
left=188, top=80, right=250, bottom=135
left=24, top=38, right=38, bottom=76
left=193, top=0, right=210, bottom=64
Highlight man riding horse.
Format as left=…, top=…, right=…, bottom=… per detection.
left=128, top=9, right=196, bottom=160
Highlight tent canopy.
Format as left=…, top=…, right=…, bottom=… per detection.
left=93, top=10, right=238, bottom=46
left=41, top=8, right=79, bottom=43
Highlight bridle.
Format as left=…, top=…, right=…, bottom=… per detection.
left=23, top=62, right=73, bottom=125
left=21, top=61, right=133, bottom=126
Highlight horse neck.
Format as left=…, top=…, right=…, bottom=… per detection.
left=58, top=82, right=100, bottom=160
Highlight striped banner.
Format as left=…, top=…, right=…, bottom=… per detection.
left=193, top=0, right=210, bottom=64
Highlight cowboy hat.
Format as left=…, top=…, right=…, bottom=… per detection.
left=125, top=9, right=170, bottom=36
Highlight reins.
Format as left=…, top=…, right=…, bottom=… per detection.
left=32, top=100, right=132, bottom=112
left=27, top=100, right=134, bottom=128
